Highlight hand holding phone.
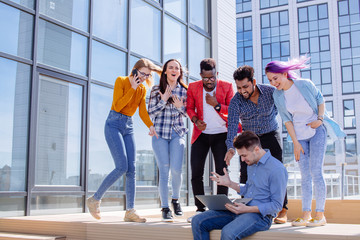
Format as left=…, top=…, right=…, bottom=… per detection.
left=130, top=69, right=141, bottom=89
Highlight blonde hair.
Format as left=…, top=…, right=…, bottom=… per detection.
left=130, top=58, right=162, bottom=88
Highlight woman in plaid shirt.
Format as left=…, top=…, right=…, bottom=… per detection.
left=148, top=59, right=188, bottom=222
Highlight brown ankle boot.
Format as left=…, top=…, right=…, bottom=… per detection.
left=274, top=208, right=287, bottom=224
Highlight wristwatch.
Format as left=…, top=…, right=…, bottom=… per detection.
left=214, top=103, right=221, bottom=112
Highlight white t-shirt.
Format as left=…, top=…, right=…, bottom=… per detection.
left=202, top=88, right=227, bottom=134
left=284, top=84, right=318, bottom=140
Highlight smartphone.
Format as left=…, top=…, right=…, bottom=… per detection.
left=132, top=69, right=140, bottom=84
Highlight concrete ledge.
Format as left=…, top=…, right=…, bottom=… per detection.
left=0, top=202, right=360, bottom=240
left=0, top=232, right=66, bottom=240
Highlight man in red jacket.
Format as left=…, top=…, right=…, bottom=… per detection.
left=186, top=58, right=234, bottom=222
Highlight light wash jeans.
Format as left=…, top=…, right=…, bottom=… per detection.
left=191, top=210, right=273, bottom=240
left=152, top=130, right=185, bottom=208
left=93, top=110, right=136, bottom=210
left=298, top=124, right=327, bottom=212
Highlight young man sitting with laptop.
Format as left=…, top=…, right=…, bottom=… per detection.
left=191, top=131, right=288, bottom=240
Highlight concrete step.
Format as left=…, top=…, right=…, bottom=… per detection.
left=0, top=232, right=65, bottom=240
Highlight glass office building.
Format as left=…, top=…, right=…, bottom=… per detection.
left=236, top=0, right=360, bottom=199
left=0, top=0, right=238, bottom=217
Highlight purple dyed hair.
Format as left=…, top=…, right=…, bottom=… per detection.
left=265, top=56, right=310, bottom=80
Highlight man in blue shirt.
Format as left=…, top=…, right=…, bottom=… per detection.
left=224, top=65, right=288, bottom=223
left=192, top=131, right=288, bottom=240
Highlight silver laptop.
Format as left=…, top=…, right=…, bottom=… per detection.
left=196, top=194, right=252, bottom=211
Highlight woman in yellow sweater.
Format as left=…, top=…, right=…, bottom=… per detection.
left=87, top=58, right=161, bottom=222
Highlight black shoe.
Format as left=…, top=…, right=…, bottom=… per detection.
left=161, top=207, right=173, bottom=222
left=171, top=199, right=183, bottom=216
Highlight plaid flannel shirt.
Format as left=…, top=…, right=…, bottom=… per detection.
left=148, top=84, right=188, bottom=139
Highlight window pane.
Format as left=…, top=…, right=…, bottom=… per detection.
left=0, top=57, right=30, bottom=191
left=35, top=75, right=82, bottom=186
left=189, top=29, right=210, bottom=77
left=8, top=0, right=34, bottom=9
left=37, top=20, right=88, bottom=76
left=0, top=3, right=33, bottom=59
left=190, top=0, right=209, bottom=32
left=88, top=84, right=119, bottom=191
left=30, top=195, right=82, bottom=215
left=164, top=15, right=187, bottom=66
left=325, top=101, right=333, bottom=118
left=130, top=0, right=161, bottom=62
left=340, top=33, right=351, bottom=48
left=344, top=100, right=355, bottom=116
left=91, top=40, right=126, bottom=85
left=39, top=0, right=89, bottom=32
left=0, top=197, right=25, bottom=217
left=164, top=0, right=186, bottom=21
left=93, top=0, right=127, bottom=48
left=320, top=36, right=329, bottom=51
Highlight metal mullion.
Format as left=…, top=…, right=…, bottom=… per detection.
left=142, top=0, right=162, bottom=10
left=36, top=64, right=88, bottom=82
left=92, top=36, right=128, bottom=54
left=31, top=191, right=85, bottom=196
left=161, top=2, right=164, bottom=63
left=186, top=0, right=191, bottom=206
left=90, top=79, right=114, bottom=89
left=164, top=10, right=188, bottom=28
left=188, top=23, right=211, bottom=39
left=26, top=0, right=40, bottom=216
left=32, top=186, right=82, bottom=192
left=0, top=0, right=35, bottom=14
left=38, top=14, right=90, bottom=38
left=84, top=0, right=94, bottom=213
left=0, top=192, right=27, bottom=197
left=0, top=52, right=33, bottom=65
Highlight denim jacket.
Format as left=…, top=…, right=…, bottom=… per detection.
left=273, top=79, right=346, bottom=142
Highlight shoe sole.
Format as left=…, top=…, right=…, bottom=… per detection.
left=162, top=218, right=174, bottom=222
left=124, top=218, right=146, bottom=223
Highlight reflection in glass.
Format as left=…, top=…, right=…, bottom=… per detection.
left=37, top=20, right=88, bottom=76
left=0, top=57, right=30, bottom=191
left=261, top=11, right=289, bottom=83
left=164, top=15, right=187, bottom=66
left=93, top=0, right=127, bottom=47
left=91, top=40, right=126, bottom=85
left=190, top=0, right=209, bottom=32
left=0, top=197, right=25, bottom=217
left=39, top=0, right=89, bottom=32
left=8, top=0, right=34, bottom=9
left=130, top=0, right=161, bottom=62
left=236, top=0, right=251, bottom=13
left=35, top=75, right=82, bottom=186
left=0, top=3, right=33, bottom=59
left=31, top=195, right=82, bottom=215
left=189, top=29, right=210, bottom=77
left=164, top=0, right=186, bottom=21
left=88, top=84, right=121, bottom=192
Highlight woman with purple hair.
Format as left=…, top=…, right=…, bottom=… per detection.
left=265, top=56, right=345, bottom=227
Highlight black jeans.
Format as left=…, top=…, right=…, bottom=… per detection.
left=239, top=130, right=288, bottom=209
left=190, top=132, right=228, bottom=211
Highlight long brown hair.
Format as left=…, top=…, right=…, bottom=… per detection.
left=130, top=58, right=162, bottom=88
left=159, top=59, right=187, bottom=103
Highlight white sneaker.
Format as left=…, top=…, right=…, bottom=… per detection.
left=306, top=217, right=326, bottom=227
left=87, top=196, right=101, bottom=220
left=187, top=211, right=203, bottom=223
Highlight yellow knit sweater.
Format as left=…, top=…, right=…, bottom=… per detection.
left=111, top=76, right=153, bottom=128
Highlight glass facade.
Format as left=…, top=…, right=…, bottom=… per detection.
left=261, top=10, right=290, bottom=83
left=298, top=3, right=332, bottom=96
left=260, top=0, right=287, bottom=9
left=0, top=0, right=212, bottom=216
left=236, top=0, right=251, bottom=13
left=236, top=0, right=360, bottom=200
left=236, top=16, right=253, bottom=67
left=338, top=0, right=360, bottom=94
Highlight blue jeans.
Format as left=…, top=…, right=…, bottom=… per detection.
left=191, top=210, right=273, bottom=240
left=93, top=110, right=136, bottom=210
left=152, top=130, right=185, bottom=208
left=298, top=125, right=327, bottom=212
